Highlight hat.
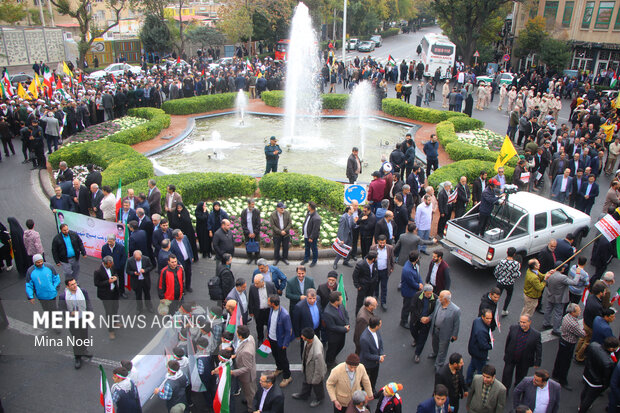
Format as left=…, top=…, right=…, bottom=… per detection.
left=383, top=382, right=403, bottom=397
left=352, top=390, right=367, bottom=405
left=382, top=163, right=392, bottom=173
left=276, top=202, right=286, bottom=208
left=488, top=178, right=500, bottom=187
left=345, top=353, right=360, bottom=366
left=327, top=270, right=338, bottom=279
left=33, top=254, right=43, bottom=263
left=270, top=136, right=277, bottom=141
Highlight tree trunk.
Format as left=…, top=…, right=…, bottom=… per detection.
left=178, top=1, right=185, bottom=57
left=460, top=32, right=476, bottom=66
left=332, top=8, right=336, bottom=40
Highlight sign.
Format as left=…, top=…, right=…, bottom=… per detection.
left=503, top=54, right=511, bottom=62
left=344, top=184, right=367, bottom=205
left=520, top=172, right=530, bottom=183
left=595, top=214, right=620, bottom=241
left=473, top=50, right=480, bottom=57
left=55, top=210, right=125, bottom=258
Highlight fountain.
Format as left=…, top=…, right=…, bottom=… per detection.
left=181, top=129, right=239, bottom=160
left=235, top=89, right=248, bottom=126
left=282, top=2, right=322, bottom=147
left=346, top=81, right=375, bottom=160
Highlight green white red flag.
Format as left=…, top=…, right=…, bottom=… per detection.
left=213, top=362, right=231, bottom=413
left=338, top=274, right=347, bottom=309
left=226, top=303, right=239, bottom=334
left=99, top=365, right=115, bottom=413
left=256, top=338, right=272, bottom=358
left=387, top=55, right=396, bottom=65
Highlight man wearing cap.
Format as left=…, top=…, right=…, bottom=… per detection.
left=326, top=353, right=373, bottom=412
left=477, top=179, right=501, bottom=236
left=265, top=136, right=282, bottom=174
left=318, top=271, right=340, bottom=311
left=270, top=202, right=292, bottom=265
left=26, top=254, right=61, bottom=331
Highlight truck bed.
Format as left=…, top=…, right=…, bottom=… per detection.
left=450, top=214, right=528, bottom=241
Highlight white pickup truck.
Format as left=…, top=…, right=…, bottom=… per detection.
left=440, top=191, right=591, bottom=268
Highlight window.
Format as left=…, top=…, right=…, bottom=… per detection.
left=595, top=1, right=615, bottom=29
left=562, top=1, right=574, bottom=26
left=544, top=1, right=559, bottom=19
left=551, top=209, right=570, bottom=226
left=616, top=7, right=620, bottom=28
left=529, top=0, right=540, bottom=18
left=534, top=213, right=547, bottom=231
left=582, top=1, right=595, bottom=28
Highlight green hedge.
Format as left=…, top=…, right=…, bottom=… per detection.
left=379, top=28, right=400, bottom=38
left=49, top=140, right=153, bottom=187
left=161, top=92, right=237, bottom=115
left=446, top=116, right=484, bottom=132
left=107, top=108, right=171, bottom=145
left=259, top=172, right=343, bottom=212
left=427, top=160, right=514, bottom=191
left=123, top=173, right=257, bottom=205
left=261, top=91, right=349, bottom=110
left=381, top=98, right=466, bottom=123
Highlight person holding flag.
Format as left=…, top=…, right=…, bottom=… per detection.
left=494, top=136, right=518, bottom=172
left=230, top=325, right=257, bottom=409
left=154, top=360, right=189, bottom=413
left=110, top=366, right=142, bottom=412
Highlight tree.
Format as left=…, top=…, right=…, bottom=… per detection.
left=50, top=0, right=127, bottom=69
left=129, top=0, right=168, bottom=20
left=219, top=0, right=294, bottom=46
left=219, top=6, right=253, bottom=44
left=538, top=37, right=571, bottom=73
left=0, top=0, right=27, bottom=25
left=432, top=0, right=513, bottom=65
left=185, top=26, right=225, bottom=53
left=514, top=16, right=547, bottom=58
left=140, top=14, right=173, bottom=54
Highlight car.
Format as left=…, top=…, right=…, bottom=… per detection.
left=347, top=38, right=359, bottom=51
left=208, top=57, right=234, bottom=71
left=476, top=72, right=515, bottom=86
left=601, top=89, right=618, bottom=101
left=157, top=58, right=191, bottom=71
left=357, top=41, right=375, bottom=52
left=370, top=35, right=382, bottom=47
left=88, top=63, right=142, bottom=79
left=10, top=72, right=33, bottom=87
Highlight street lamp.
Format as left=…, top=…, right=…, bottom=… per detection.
left=341, top=0, right=347, bottom=64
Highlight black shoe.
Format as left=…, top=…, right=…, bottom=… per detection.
left=541, top=324, right=552, bottom=330
left=309, top=261, right=317, bottom=267
left=274, top=260, right=280, bottom=266
left=83, top=353, right=93, bottom=361
left=351, top=257, right=358, bottom=261
left=420, top=250, right=429, bottom=255
left=333, top=263, right=338, bottom=270
left=400, top=322, right=409, bottom=329
left=300, top=260, right=308, bottom=265
left=309, top=399, right=322, bottom=407
left=428, top=353, right=437, bottom=359
left=186, top=287, right=193, bottom=293
left=74, top=358, right=82, bottom=369
left=343, top=261, right=353, bottom=267
left=246, top=258, right=253, bottom=264
left=381, top=303, right=387, bottom=311
left=291, top=393, right=307, bottom=400
left=120, top=292, right=128, bottom=299
left=282, top=259, right=289, bottom=265
left=551, top=331, right=561, bottom=337
left=22, top=159, right=29, bottom=164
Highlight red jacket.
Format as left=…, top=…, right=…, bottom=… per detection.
left=159, top=265, right=184, bottom=300
left=368, top=178, right=386, bottom=202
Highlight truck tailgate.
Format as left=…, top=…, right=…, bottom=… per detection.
left=441, top=222, right=490, bottom=267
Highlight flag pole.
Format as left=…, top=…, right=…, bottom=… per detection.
left=551, top=233, right=602, bottom=273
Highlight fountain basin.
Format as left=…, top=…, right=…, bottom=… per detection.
left=149, top=113, right=420, bottom=182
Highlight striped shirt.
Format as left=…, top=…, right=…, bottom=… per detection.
left=494, top=259, right=521, bottom=286
left=560, top=313, right=585, bottom=344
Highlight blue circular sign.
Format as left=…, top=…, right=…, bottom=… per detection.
left=344, top=184, right=367, bottom=205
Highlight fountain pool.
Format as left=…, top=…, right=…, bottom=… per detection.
left=149, top=114, right=419, bottom=182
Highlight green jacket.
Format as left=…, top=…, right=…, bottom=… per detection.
left=524, top=269, right=546, bottom=299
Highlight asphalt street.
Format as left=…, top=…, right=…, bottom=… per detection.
left=0, top=28, right=617, bottom=413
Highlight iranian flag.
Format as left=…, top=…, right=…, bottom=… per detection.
left=0, top=81, right=7, bottom=99
left=2, top=72, right=13, bottom=96
left=245, top=59, right=252, bottom=72
left=581, top=288, right=589, bottom=304
left=256, top=338, right=272, bottom=358
left=55, top=78, right=68, bottom=100
left=338, top=274, right=347, bottom=309
left=387, top=55, right=396, bottom=65
left=213, top=362, right=231, bottom=413
left=115, top=178, right=123, bottom=218
left=611, top=71, right=618, bottom=88
left=226, top=303, right=240, bottom=334
left=43, top=67, right=53, bottom=98
left=611, top=287, right=620, bottom=305
left=99, top=365, right=115, bottom=413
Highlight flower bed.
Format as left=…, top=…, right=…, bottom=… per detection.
left=53, top=164, right=102, bottom=185
left=186, top=197, right=341, bottom=248
left=456, top=129, right=504, bottom=151
left=67, top=116, right=147, bottom=143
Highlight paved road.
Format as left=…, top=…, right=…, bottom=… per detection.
left=0, top=30, right=615, bottom=412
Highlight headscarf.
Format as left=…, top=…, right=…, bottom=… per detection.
left=7, top=218, right=29, bottom=275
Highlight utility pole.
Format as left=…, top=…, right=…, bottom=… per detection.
left=341, top=0, right=347, bottom=64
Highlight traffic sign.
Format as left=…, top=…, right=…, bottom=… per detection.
left=503, top=54, right=511, bottom=62
left=344, top=184, right=367, bottom=205
left=473, top=51, right=480, bottom=57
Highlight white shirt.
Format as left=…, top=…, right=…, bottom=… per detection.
left=246, top=209, right=254, bottom=234
left=136, top=259, right=143, bottom=280
left=269, top=308, right=279, bottom=340
left=430, top=263, right=439, bottom=286
left=303, top=214, right=310, bottom=238
left=369, top=328, right=379, bottom=349
left=560, top=176, right=568, bottom=192
left=585, top=183, right=593, bottom=196
left=262, top=270, right=273, bottom=283
left=167, top=194, right=173, bottom=209
left=105, top=266, right=115, bottom=291
left=258, top=286, right=268, bottom=309
left=415, top=203, right=433, bottom=231
left=376, top=247, right=388, bottom=270
left=534, top=384, right=550, bottom=413
left=259, top=386, right=271, bottom=410
left=177, top=239, right=189, bottom=261
left=277, top=212, right=284, bottom=230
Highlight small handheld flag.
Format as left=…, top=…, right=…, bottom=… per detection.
left=337, top=274, right=347, bottom=309
left=256, top=339, right=272, bottom=358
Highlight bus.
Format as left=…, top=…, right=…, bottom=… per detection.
left=275, top=39, right=289, bottom=60
left=420, top=34, right=456, bottom=79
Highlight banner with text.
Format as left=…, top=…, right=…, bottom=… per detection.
left=595, top=213, right=620, bottom=242
left=55, top=210, right=125, bottom=259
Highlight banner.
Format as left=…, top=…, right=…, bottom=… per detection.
left=595, top=214, right=620, bottom=242
left=332, top=238, right=352, bottom=258
left=55, top=210, right=125, bottom=259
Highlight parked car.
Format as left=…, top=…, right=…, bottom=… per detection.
left=88, top=63, right=142, bottom=79
left=440, top=190, right=591, bottom=268
left=347, top=38, right=359, bottom=50
left=10, top=72, right=33, bottom=87
left=157, top=59, right=190, bottom=70
left=370, top=35, right=382, bottom=47
left=357, top=41, right=375, bottom=52
left=208, top=57, right=234, bottom=71
left=476, top=72, right=515, bottom=86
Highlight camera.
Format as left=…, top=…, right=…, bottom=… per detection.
left=503, top=184, right=518, bottom=195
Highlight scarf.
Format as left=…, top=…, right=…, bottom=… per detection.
left=65, top=287, right=87, bottom=315
left=112, top=378, right=133, bottom=393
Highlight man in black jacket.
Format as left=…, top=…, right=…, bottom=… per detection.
left=50, top=185, right=74, bottom=213
left=70, top=179, right=91, bottom=216
left=471, top=171, right=487, bottom=205
left=322, top=291, right=349, bottom=368
left=94, top=256, right=120, bottom=340
left=346, top=147, right=362, bottom=184
left=248, top=273, right=276, bottom=344
left=374, top=211, right=395, bottom=245
left=357, top=205, right=376, bottom=258
left=435, top=353, right=466, bottom=413
left=126, top=250, right=154, bottom=314
left=301, top=202, right=321, bottom=267
left=241, top=198, right=261, bottom=264
left=437, top=182, right=452, bottom=238
left=253, top=372, right=284, bottom=413
left=101, top=234, right=128, bottom=299
left=393, top=194, right=409, bottom=242
left=501, top=315, right=542, bottom=389
left=212, top=219, right=234, bottom=261
left=454, top=177, right=470, bottom=218
left=51, top=223, right=87, bottom=280
left=411, top=285, right=437, bottom=363
left=352, top=251, right=378, bottom=314
left=579, top=336, right=619, bottom=412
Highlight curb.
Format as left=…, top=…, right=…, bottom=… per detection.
left=40, top=165, right=55, bottom=199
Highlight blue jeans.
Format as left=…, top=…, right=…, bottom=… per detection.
left=304, top=238, right=318, bottom=263
left=418, top=229, right=430, bottom=252
left=466, top=356, right=486, bottom=385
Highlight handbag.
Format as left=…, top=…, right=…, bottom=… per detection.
left=245, top=239, right=260, bottom=253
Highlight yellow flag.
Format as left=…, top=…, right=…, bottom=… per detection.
left=27, top=80, right=38, bottom=99
left=63, top=61, right=73, bottom=77
left=494, top=136, right=518, bottom=171
left=17, top=82, right=26, bottom=99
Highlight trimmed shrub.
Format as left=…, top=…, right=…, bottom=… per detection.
left=124, top=173, right=257, bottom=205
left=427, top=159, right=514, bottom=191
left=161, top=92, right=237, bottom=115
left=446, top=116, right=484, bottom=132
left=381, top=98, right=466, bottom=123
left=48, top=140, right=153, bottom=187
left=107, top=107, right=171, bottom=145
left=379, top=28, right=400, bottom=38
left=261, top=91, right=349, bottom=110
left=259, top=172, right=344, bottom=212
left=261, top=90, right=285, bottom=108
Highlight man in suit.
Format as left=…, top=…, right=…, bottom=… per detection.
left=301, top=202, right=322, bottom=267
left=501, top=315, right=542, bottom=389
left=358, top=205, right=377, bottom=259
left=370, top=235, right=394, bottom=310
left=569, top=152, right=585, bottom=177
left=326, top=353, right=373, bottom=413
left=292, top=288, right=322, bottom=339
left=50, top=185, right=74, bottom=212
left=122, top=188, right=137, bottom=210
left=435, top=353, right=466, bottom=413
left=346, top=147, right=362, bottom=184
left=393, top=194, right=409, bottom=241
left=427, top=251, right=451, bottom=295
left=231, top=325, right=257, bottom=409
left=549, top=152, right=568, bottom=181
left=323, top=291, right=350, bottom=368
left=266, top=294, right=295, bottom=388
left=359, top=316, right=384, bottom=392
left=550, top=168, right=572, bottom=204
left=333, top=206, right=354, bottom=269
left=471, top=171, right=487, bottom=205
left=253, top=371, right=284, bottom=413
left=285, top=265, right=314, bottom=316
left=93, top=256, right=120, bottom=340
left=241, top=198, right=261, bottom=264
left=318, top=272, right=339, bottom=311
left=579, top=336, right=619, bottom=412
left=578, top=174, right=599, bottom=214
left=430, top=290, right=461, bottom=371
left=136, top=208, right=154, bottom=260
left=56, top=161, right=74, bottom=183
left=292, top=327, right=327, bottom=408
left=466, top=310, right=494, bottom=386
left=84, top=164, right=102, bottom=189
left=270, top=202, right=292, bottom=265
left=164, top=184, right=182, bottom=222
left=395, top=223, right=437, bottom=267
left=454, top=176, right=470, bottom=218
left=249, top=273, right=277, bottom=344
left=437, top=182, right=453, bottom=236
left=568, top=169, right=585, bottom=208
left=100, top=234, right=128, bottom=299
left=117, top=199, right=137, bottom=224
left=542, top=268, right=580, bottom=335
left=152, top=218, right=173, bottom=258
left=416, top=384, right=450, bottom=413
left=352, top=251, right=378, bottom=314
left=513, top=369, right=561, bottom=413
left=147, top=179, right=162, bottom=216
left=374, top=210, right=396, bottom=245
left=466, top=364, right=506, bottom=413
left=70, top=179, right=91, bottom=215
left=252, top=259, right=287, bottom=295
left=226, top=278, right=249, bottom=325
left=170, top=229, right=194, bottom=292
left=126, top=250, right=154, bottom=314
left=354, top=296, right=377, bottom=355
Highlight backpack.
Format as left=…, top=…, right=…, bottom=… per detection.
left=208, top=272, right=224, bottom=301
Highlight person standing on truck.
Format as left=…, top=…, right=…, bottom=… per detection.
left=477, top=179, right=501, bottom=236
